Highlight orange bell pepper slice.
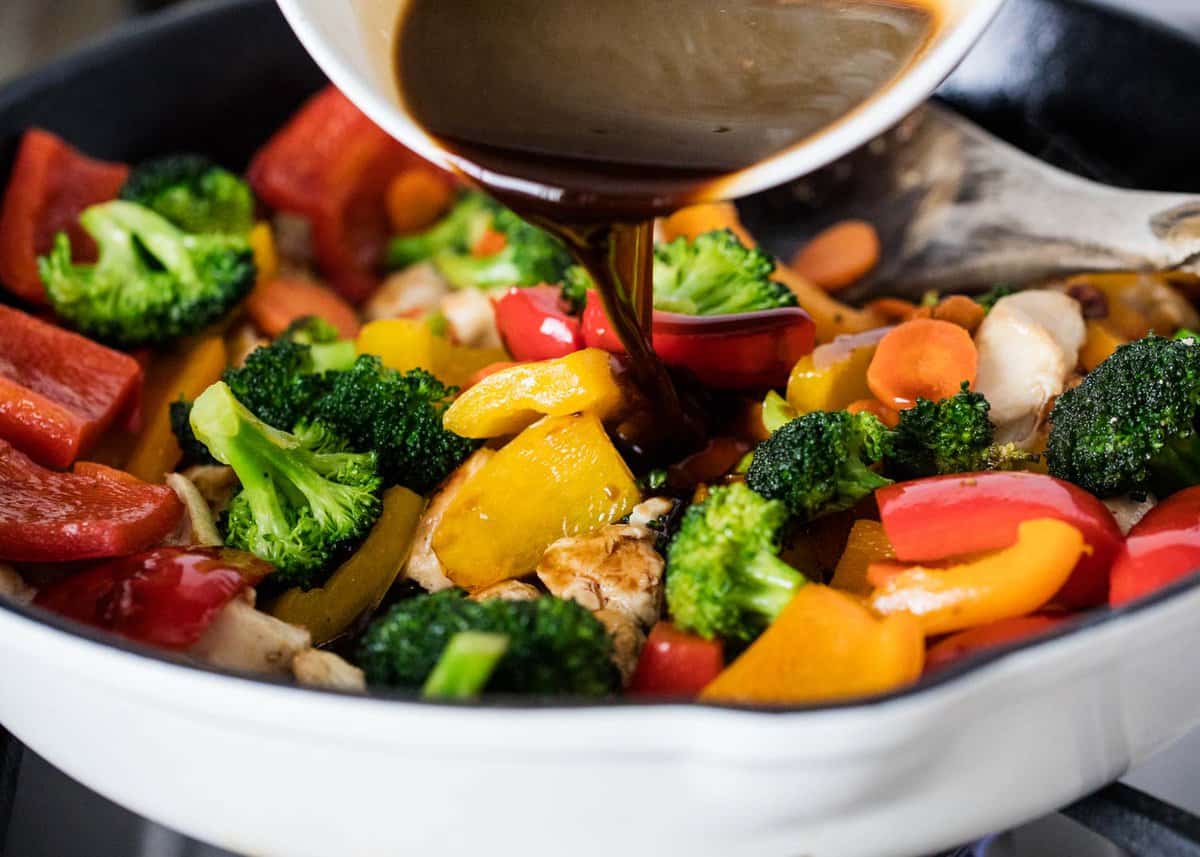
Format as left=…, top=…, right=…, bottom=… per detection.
left=701, top=584, right=923, bottom=705
left=829, top=519, right=895, bottom=597
left=869, top=518, right=1086, bottom=635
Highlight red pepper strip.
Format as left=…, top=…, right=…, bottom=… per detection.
left=628, top=622, right=724, bottom=697
left=924, top=614, right=1067, bottom=672
left=876, top=472, right=1122, bottom=609
left=0, top=439, right=182, bottom=563
left=493, top=285, right=584, bottom=362
left=36, top=547, right=272, bottom=650
left=0, top=129, right=128, bottom=305
left=582, top=291, right=816, bottom=389
left=1110, top=487, right=1200, bottom=607
left=0, top=304, right=142, bottom=468
left=248, top=85, right=443, bottom=303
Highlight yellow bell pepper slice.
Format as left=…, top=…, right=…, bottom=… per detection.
left=356, top=318, right=507, bottom=388
left=432, top=413, right=640, bottom=590
left=443, top=349, right=622, bottom=439
left=786, top=335, right=879, bottom=415
left=249, top=221, right=278, bottom=287
left=1079, top=320, right=1127, bottom=373
left=830, top=519, right=895, bottom=597
left=869, top=518, right=1085, bottom=635
left=701, top=584, right=924, bottom=705
left=125, top=335, right=228, bottom=483
left=270, top=486, right=424, bottom=644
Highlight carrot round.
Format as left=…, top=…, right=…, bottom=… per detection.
left=790, top=220, right=881, bottom=292
left=867, top=318, right=978, bottom=409
left=471, top=227, right=508, bottom=258
left=864, top=297, right=918, bottom=325
left=846, top=398, right=900, bottom=428
left=246, top=276, right=361, bottom=340
left=385, top=168, right=454, bottom=236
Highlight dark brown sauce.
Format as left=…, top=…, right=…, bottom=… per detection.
left=395, top=0, right=936, bottom=441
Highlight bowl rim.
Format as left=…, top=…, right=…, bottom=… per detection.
left=3, top=0, right=1200, bottom=718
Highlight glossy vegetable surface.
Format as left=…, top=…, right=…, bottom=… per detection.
left=1110, top=487, right=1200, bottom=606
left=628, top=622, right=724, bottom=697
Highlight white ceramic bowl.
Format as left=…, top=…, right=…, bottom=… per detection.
left=276, top=0, right=1008, bottom=202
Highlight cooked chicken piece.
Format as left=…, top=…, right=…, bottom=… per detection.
left=441, top=288, right=502, bottom=349
left=189, top=597, right=312, bottom=677
left=364, top=262, right=451, bottom=322
left=0, top=564, right=35, bottom=605
left=1104, top=494, right=1157, bottom=536
left=406, top=448, right=495, bottom=592
left=536, top=525, right=665, bottom=628
left=974, top=297, right=1070, bottom=427
left=163, top=473, right=223, bottom=547
left=628, top=497, right=675, bottom=529
left=272, top=212, right=314, bottom=269
left=997, top=291, right=1086, bottom=367
left=292, top=649, right=367, bottom=693
left=472, top=580, right=540, bottom=602
left=226, top=322, right=268, bottom=368
left=182, top=465, right=239, bottom=517
left=595, top=608, right=646, bottom=685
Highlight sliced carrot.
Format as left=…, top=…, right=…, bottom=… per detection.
left=867, top=318, right=978, bottom=409
left=471, top=227, right=508, bottom=258
left=773, top=263, right=881, bottom=344
left=927, top=294, right=986, bottom=333
left=246, top=277, right=361, bottom=340
left=846, top=398, right=900, bottom=428
left=864, top=297, right=918, bottom=325
left=661, top=202, right=756, bottom=248
left=386, top=168, right=455, bottom=236
left=790, top=220, right=881, bottom=292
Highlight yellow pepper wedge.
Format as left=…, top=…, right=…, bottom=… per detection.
left=786, top=338, right=878, bottom=415
left=125, top=335, right=228, bottom=483
left=249, top=221, right=278, bottom=287
left=1079, top=320, right=1127, bottom=373
left=270, top=486, right=424, bottom=644
left=356, top=318, right=508, bottom=388
left=701, top=585, right=924, bottom=705
left=868, top=518, right=1086, bottom=636
left=432, top=413, right=640, bottom=590
left=830, top=519, right=895, bottom=597
left=443, top=349, right=623, bottom=439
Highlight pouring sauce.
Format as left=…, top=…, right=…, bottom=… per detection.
left=395, top=0, right=937, bottom=439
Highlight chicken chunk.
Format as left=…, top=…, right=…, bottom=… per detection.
left=1104, top=494, right=1157, bottom=536
left=536, top=525, right=665, bottom=628
left=998, top=291, right=1086, bottom=367
left=163, top=473, right=223, bottom=547
left=472, top=580, right=540, bottom=602
left=292, top=649, right=367, bottom=693
left=364, top=262, right=451, bottom=322
left=974, top=295, right=1071, bottom=427
left=0, top=563, right=34, bottom=605
left=182, top=465, right=239, bottom=517
left=594, top=608, right=646, bottom=685
left=188, top=597, right=312, bottom=677
left=628, top=497, right=675, bottom=529
left=406, top=448, right=494, bottom=592
left=441, top=288, right=502, bottom=349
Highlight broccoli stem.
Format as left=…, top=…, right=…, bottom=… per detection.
left=737, top=552, right=806, bottom=621
left=309, top=340, right=357, bottom=374
left=422, top=631, right=511, bottom=699
left=1150, top=432, right=1200, bottom=493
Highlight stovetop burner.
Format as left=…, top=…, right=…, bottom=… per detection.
left=3, top=728, right=1199, bottom=857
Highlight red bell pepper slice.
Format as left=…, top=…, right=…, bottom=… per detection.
left=36, top=547, right=272, bottom=650
left=0, top=439, right=182, bottom=563
left=582, top=291, right=815, bottom=389
left=248, top=85, right=444, bottom=303
left=628, top=622, right=724, bottom=697
left=0, top=304, right=142, bottom=468
left=0, top=129, right=128, bottom=305
left=924, top=614, right=1067, bottom=672
left=1110, top=487, right=1200, bottom=607
left=876, top=472, right=1122, bottom=609
left=493, top=285, right=584, bottom=361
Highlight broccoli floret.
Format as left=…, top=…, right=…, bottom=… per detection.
left=421, top=631, right=510, bottom=699
left=358, top=590, right=618, bottom=696
left=120, top=155, right=255, bottom=235
left=975, top=285, right=1014, bottom=312
left=386, top=191, right=499, bottom=269
left=310, top=355, right=478, bottom=493
left=559, top=265, right=593, bottom=314
left=664, top=482, right=805, bottom=643
left=887, top=382, right=1034, bottom=477
left=652, top=230, right=795, bottom=315
left=433, top=207, right=573, bottom=290
left=190, top=381, right=381, bottom=588
left=1048, top=335, right=1200, bottom=497
left=279, top=315, right=357, bottom=372
left=746, top=410, right=893, bottom=521
left=169, top=398, right=217, bottom=467
left=38, top=200, right=255, bottom=348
